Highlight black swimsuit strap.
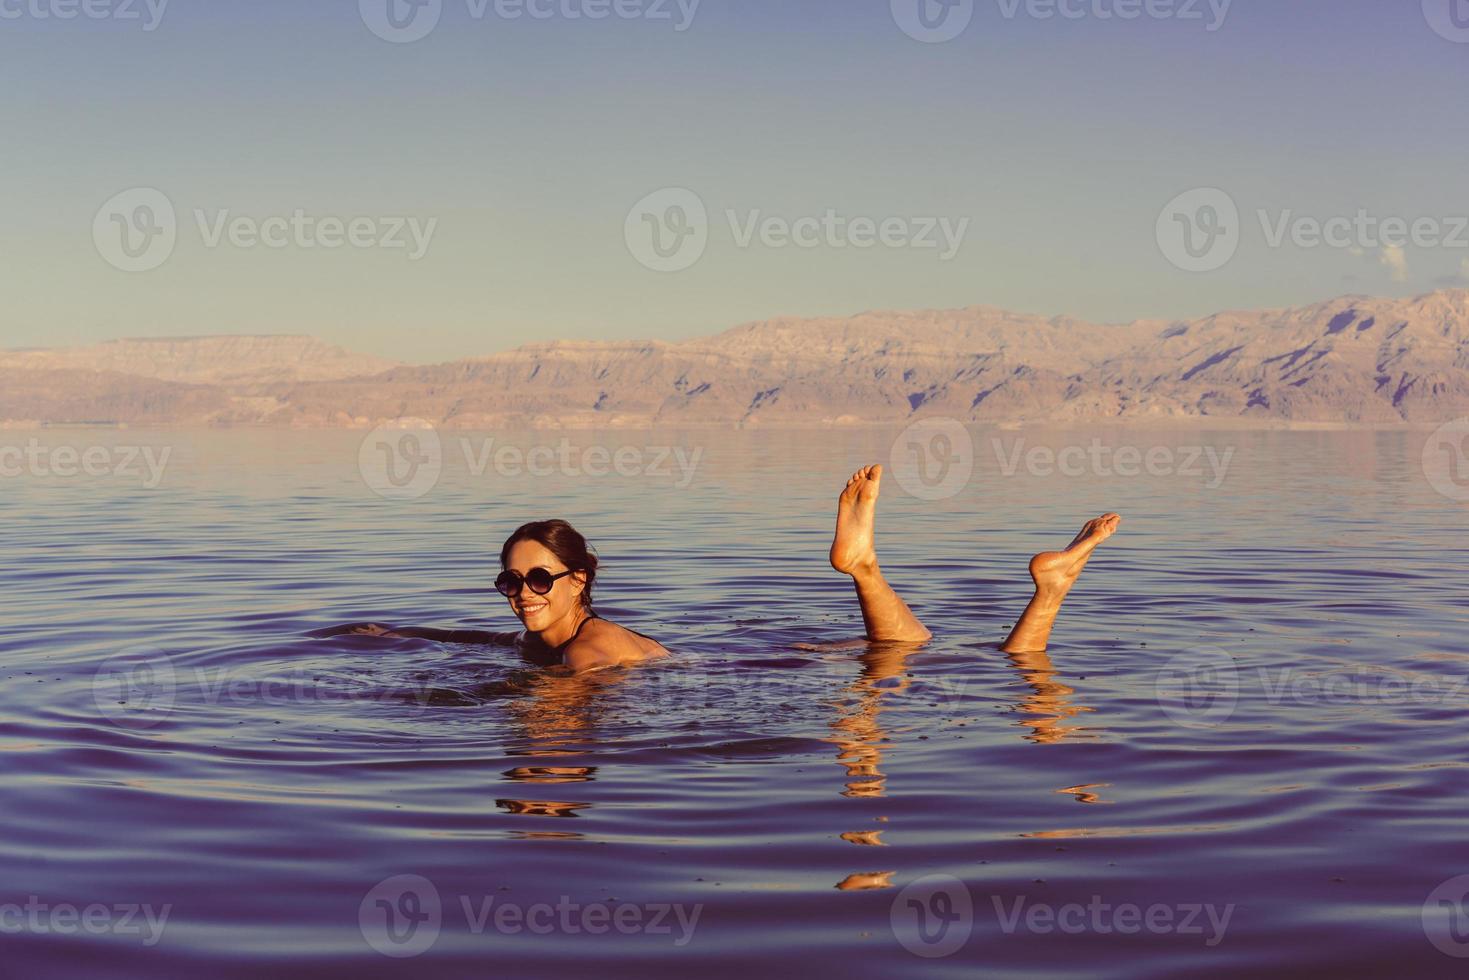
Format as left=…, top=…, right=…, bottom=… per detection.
left=551, top=611, right=659, bottom=658
left=553, top=611, right=599, bottom=655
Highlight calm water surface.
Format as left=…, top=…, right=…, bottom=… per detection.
left=3, top=426, right=1467, bottom=978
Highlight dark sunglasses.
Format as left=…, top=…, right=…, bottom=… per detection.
left=495, top=567, right=577, bottom=598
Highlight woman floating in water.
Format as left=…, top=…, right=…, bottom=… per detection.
left=324, top=464, right=1120, bottom=670
left=325, top=519, right=670, bottom=672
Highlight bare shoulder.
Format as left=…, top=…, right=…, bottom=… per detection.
left=562, top=618, right=669, bottom=672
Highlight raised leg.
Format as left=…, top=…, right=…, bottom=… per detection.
left=1000, top=514, right=1121, bottom=654
left=829, top=464, right=932, bottom=643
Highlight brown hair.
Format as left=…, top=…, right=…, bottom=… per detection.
left=500, top=520, right=598, bottom=608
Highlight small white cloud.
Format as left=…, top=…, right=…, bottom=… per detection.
left=1380, top=245, right=1409, bottom=282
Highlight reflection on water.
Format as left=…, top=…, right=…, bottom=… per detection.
left=1056, top=783, right=1114, bottom=805
left=505, top=672, right=623, bottom=745
left=2, top=427, right=1467, bottom=978
left=1005, top=648, right=1100, bottom=744
left=503, top=765, right=599, bottom=784
left=495, top=799, right=592, bottom=818
left=827, top=647, right=913, bottom=800
left=834, top=871, right=896, bottom=891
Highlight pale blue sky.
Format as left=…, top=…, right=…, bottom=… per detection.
left=1, top=0, right=1466, bottom=362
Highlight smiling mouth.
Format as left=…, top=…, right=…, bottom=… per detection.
left=517, top=602, right=549, bottom=616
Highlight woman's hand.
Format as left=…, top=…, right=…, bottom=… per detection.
left=351, top=623, right=403, bottom=638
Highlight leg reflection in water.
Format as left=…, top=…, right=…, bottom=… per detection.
left=818, top=464, right=1120, bottom=885
left=1005, top=647, right=1098, bottom=745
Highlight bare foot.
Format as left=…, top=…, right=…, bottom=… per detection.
left=831, top=465, right=882, bottom=575
left=1028, top=513, right=1121, bottom=599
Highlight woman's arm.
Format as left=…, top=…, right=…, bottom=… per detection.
left=310, top=623, right=520, bottom=646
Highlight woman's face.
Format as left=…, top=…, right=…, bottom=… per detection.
left=503, top=539, right=586, bottom=633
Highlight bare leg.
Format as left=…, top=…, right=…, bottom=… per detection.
left=1000, top=514, right=1121, bottom=654
left=830, top=465, right=932, bottom=643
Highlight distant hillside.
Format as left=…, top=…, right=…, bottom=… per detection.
left=0, top=335, right=398, bottom=386
left=4, top=291, right=1469, bottom=426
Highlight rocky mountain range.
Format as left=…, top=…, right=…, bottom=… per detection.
left=4, top=290, right=1468, bottom=427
